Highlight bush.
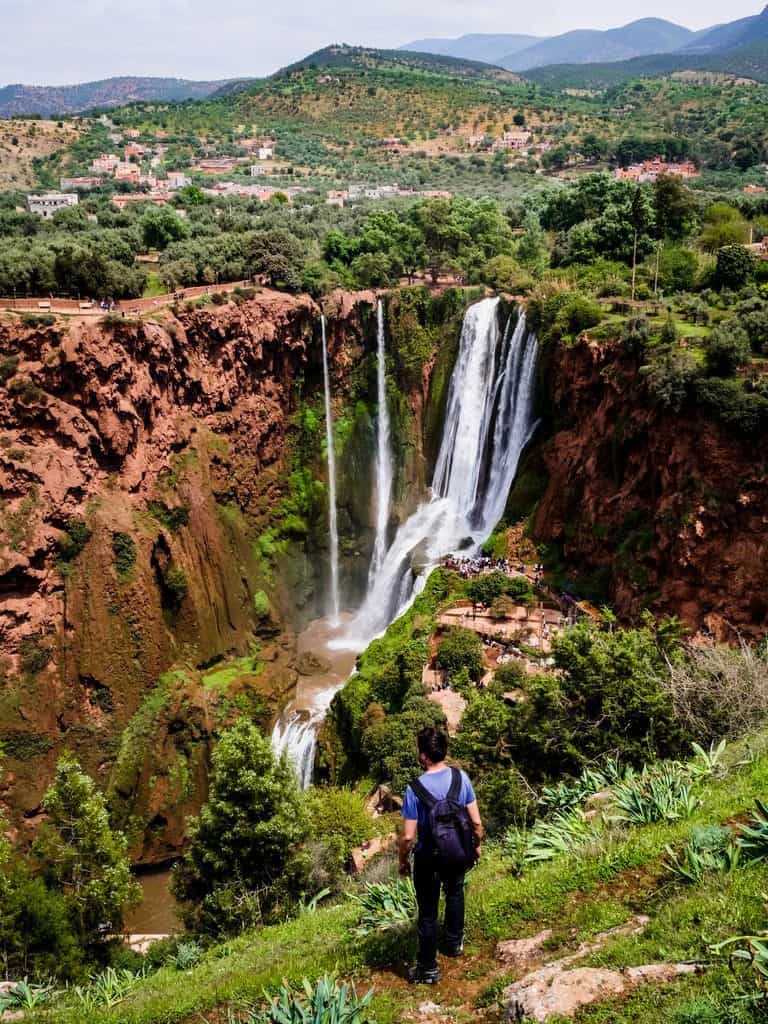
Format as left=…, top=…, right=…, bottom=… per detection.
left=55, top=517, right=91, bottom=571
left=493, top=661, right=526, bottom=691
left=527, top=288, right=602, bottom=346
left=0, top=354, right=19, bottom=384
left=643, top=349, right=698, bottom=411
left=252, top=974, right=373, bottom=1024
left=304, top=788, right=374, bottom=860
left=696, top=377, right=768, bottom=435
left=350, top=879, right=416, bottom=937
left=715, top=245, right=754, bottom=289
left=621, top=316, right=650, bottom=358
left=436, top=627, right=484, bottom=682
left=163, top=565, right=188, bottom=608
left=18, top=635, right=51, bottom=674
left=704, top=323, right=752, bottom=377
left=112, top=532, right=137, bottom=577
left=253, top=589, right=271, bottom=618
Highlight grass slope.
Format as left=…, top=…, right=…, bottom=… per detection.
left=44, top=732, right=768, bottom=1024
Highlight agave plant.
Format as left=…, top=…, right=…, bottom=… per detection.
left=738, top=799, right=768, bottom=863
left=349, top=879, right=416, bottom=937
left=664, top=825, right=739, bottom=884
left=71, top=966, right=145, bottom=1010
left=689, top=739, right=727, bottom=780
left=0, top=979, right=57, bottom=1012
left=524, top=809, right=602, bottom=863
left=170, top=940, right=204, bottom=970
left=612, top=763, right=699, bottom=825
left=250, top=974, right=373, bottom=1024
left=711, top=930, right=768, bottom=998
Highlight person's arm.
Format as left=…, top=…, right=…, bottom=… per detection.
left=400, top=817, right=417, bottom=876
left=466, top=799, right=484, bottom=860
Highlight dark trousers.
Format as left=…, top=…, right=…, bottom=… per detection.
left=412, top=852, right=465, bottom=969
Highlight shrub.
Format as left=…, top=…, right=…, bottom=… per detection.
left=492, top=661, right=526, bottom=691
left=659, top=315, right=678, bottom=346
left=112, top=532, right=137, bottom=578
left=7, top=376, right=45, bottom=405
left=643, top=349, right=698, bottom=411
left=55, top=517, right=91, bottom=572
left=350, top=879, right=416, bottom=937
left=0, top=354, right=19, bottom=384
left=704, top=323, right=752, bottom=377
left=611, top=762, right=698, bottom=824
left=304, top=788, right=374, bottom=860
left=163, top=565, right=188, bottom=608
left=253, top=589, right=271, bottom=618
left=528, top=288, right=602, bottom=345
left=490, top=595, right=516, bottom=620
left=696, top=377, right=768, bottom=435
left=18, top=634, right=51, bottom=674
left=665, top=639, right=768, bottom=740
left=251, top=974, right=373, bottom=1024
left=737, top=799, right=768, bottom=863
left=146, top=500, right=189, bottom=533
left=621, top=316, right=650, bottom=358
left=436, top=627, right=484, bottom=682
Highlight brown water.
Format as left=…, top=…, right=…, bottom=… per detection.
left=125, top=867, right=181, bottom=935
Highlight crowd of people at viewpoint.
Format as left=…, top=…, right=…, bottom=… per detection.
left=441, top=555, right=545, bottom=586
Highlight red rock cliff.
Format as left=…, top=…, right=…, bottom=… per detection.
left=532, top=338, right=768, bottom=639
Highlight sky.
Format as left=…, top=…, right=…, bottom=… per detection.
left=0, top=0, right=762, bottom=86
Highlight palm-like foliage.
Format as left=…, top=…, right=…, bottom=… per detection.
left=251, top=974, right=373, bottom=1024
left=612, top=763, right=699, bottom=824
left=738, top=799, right=768, bottom=862
left=664, top=825, right=739, bottom=884
left=0, top=979, right=56, bottom=1011
left=349, top=879, right=416, bottom=937
left=525, top=810, right=601, bottom=863
left=71, top=967, right=146, bottom=1010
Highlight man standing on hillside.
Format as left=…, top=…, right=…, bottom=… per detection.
left=400, top=726, right=483, bottom=984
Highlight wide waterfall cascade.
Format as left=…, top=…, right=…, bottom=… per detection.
left=369, top=300, right=394, bottom=584
left=321, top=315, right=341, bottom=624
left=273, top=298, right=538, bottom=786
left=336, top=297, right=539, bottom=649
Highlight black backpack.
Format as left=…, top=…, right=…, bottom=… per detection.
left=410, top=766, right=477, bottom=871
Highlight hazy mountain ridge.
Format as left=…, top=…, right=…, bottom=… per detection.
left=400, top=33, right=542, bottom=64
left=501, top=18, right=695, bottom=70
left=0, top=76, right=243, bottom=118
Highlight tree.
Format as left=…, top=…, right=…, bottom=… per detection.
left=621, top=316, right=650, bottom=359
left=141, top=206, right=188, bottom=250
left=653, top=174, right=697, bottom=241
left=33, top=754, right=139, bottom=951
left=714, top=245, right=755, bottom=290
left=436, top=627, right=484, bottom=682
left=704, top=324, right=752, bottom=377
left=172, top=721, right=307, bottom=934
left=699, top=204, right=748, bottom=252
left=246, top=229, right=305, bottom=291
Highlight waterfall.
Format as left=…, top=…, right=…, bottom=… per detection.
left=369, top=300, right=394, bottom=583
left=337, top=297, right=538, bottom=649
left=274, top=297, right=538, bottom=786
left=321, top=315, right=341, bottom=624
left=270, top=688, right=338, bottom=790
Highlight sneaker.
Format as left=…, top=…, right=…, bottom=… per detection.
left=407, top=964, right=441, bottom=985
left=442, top=943, right=464, bottom=958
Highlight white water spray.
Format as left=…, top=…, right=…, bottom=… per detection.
left=369, top=300, right=394, bottom=583
left=338, top=298, right=538, bottom=649
left=274, top=298, right=538, bottom=786
left=321, top=315, right=341, bottom=624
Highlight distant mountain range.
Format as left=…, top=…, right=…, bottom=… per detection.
left=0, top=77, right=242, bottom=118
left=401, top=18, right=699, bottom=71
left=401, top=7, right=768, bottom=85
left=400, top=34, right=542, bottom=65
left=525, top=6, right=768, bottom=87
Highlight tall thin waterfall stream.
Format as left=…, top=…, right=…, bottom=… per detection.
left=272, top=297, right=538, bottom=788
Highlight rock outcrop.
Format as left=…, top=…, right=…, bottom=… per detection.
left=0, top=290, right=380, bottom=855
left=532, top=338, right=768, bottom=639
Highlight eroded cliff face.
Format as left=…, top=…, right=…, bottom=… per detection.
left=531, top=338, right=768, bottom=640
left=0, top=290, right=388, bottom=858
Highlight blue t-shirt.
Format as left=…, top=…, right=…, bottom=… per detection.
left=402, top=766, right=476, bottom=851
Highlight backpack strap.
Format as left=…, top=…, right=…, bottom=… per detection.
left=447, top=766, right=463, bottom=803
left=410, top=777, right=436, bottom=809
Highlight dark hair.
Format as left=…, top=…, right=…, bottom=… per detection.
left=417, top=726, right=448, bottom=764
